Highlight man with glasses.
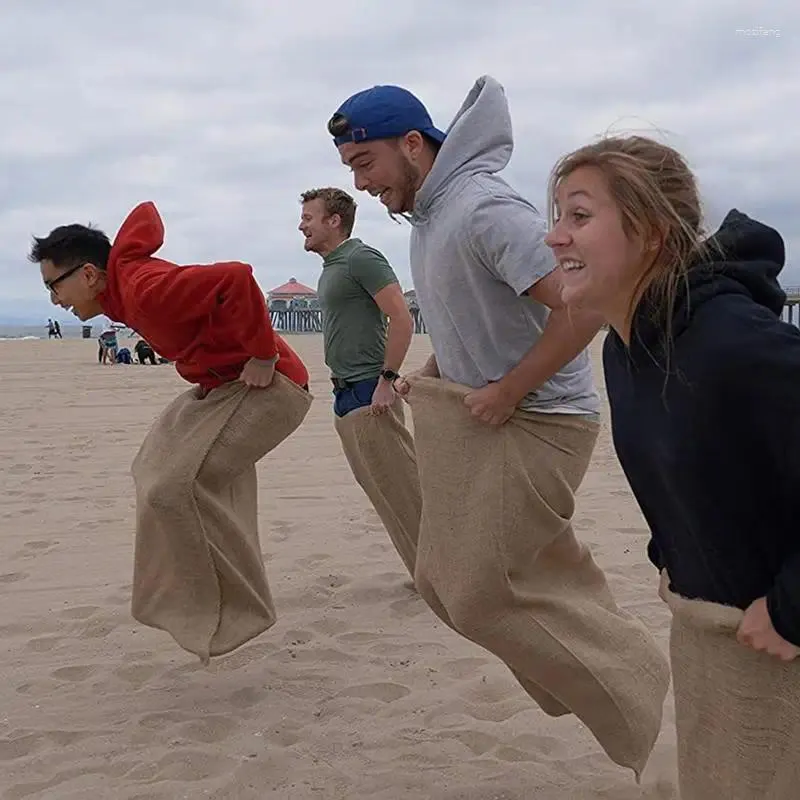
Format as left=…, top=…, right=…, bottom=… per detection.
left=29, top=201, right=313, bottom=661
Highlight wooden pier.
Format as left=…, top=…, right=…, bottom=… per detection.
left=269, top=307, right=428, bottom=335
left=782, top=287, right=800, bottom=325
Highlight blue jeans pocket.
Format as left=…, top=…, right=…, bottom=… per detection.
left=333, top=378, right=379, bottom=418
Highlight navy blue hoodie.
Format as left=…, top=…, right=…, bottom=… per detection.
left=604, top=209, right=800, bottom=645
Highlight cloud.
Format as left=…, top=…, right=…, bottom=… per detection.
left=1, top=0, right=797, bottom=318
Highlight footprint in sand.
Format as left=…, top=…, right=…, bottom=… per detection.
left=24, top=539, right=58, bottom=551
left=51, top=665, right=96, bottom=682
left=0, top=733, right=42, bottom=761
left=137, top=710, right=190, bottom=731
left=176, top=715, right=239, bottom=744
left=26, top=635, right=65, bottom=653
left=389, top=595, right=427, bottom=619
left=440, top=657, right=492, bottom=680
left=314, top=573, right=351, bottom=590
left=434, top=728, right=498, bottom=756
left=309, top=617, right=350, bottom=636
left=77, top=617, right=117, bottom=639
left=295, top=552, right=332, bottom=570
left=228, top=686, right=267, bottom=710
left=0, top=572, right=28, bottom=584
left=212, top=640, right=280, bottom=671
left=282, top=629, right=314, bottom=646
left=336, top=631, right=380, bottom=646
left=114, top=663, right=161, bottom=686
left=59, top=605, right=99, bottom=620
left=149, top=750, right=237, bottom=782
left=260, top=720, right=304, bottom=747
left=336, top=682, right=411, bottom=702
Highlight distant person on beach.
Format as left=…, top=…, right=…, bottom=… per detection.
left=327, top=75, right=670, bottom=776
left=53, top=319, right=62, bottom=338
left=116, top=346, right=133, bottom=365
left=98, top=326, right=118, bottom=364
left=134, top=338, right=157, bottom=365
left=546, top=134, right=800, bottom=798
left=29, top=201, right=312, bottom=662
left=299, top=186, right=419, bottom=579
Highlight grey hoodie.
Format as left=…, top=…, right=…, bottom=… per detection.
left=408, top=75, right=600, bottom=415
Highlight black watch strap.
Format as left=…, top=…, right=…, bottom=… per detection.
left=381, top=368, right=399, bottom=382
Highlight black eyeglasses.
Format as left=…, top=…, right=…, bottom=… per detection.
left=44, top=262, right=86, bottom=293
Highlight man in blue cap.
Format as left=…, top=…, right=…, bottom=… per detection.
left=326, top=76, right=670, bottom=778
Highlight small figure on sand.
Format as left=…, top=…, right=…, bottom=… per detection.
left=134, top=337, right=157, bottom=365
left=30, top=201, right=312, bottom=663
left=46, top=318, right=62, bottom=339
left=98, top=325, right=118, bottom=364
left=299, top=186, right=419, bottom=582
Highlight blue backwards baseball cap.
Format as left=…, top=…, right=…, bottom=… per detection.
left=328, top=85, right=446, bottom=147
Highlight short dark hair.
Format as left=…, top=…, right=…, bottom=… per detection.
left=300, top=187, right=357, bottom=237
left=28, top=224, right=111, bottom=270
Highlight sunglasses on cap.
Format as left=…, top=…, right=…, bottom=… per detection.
left=327, top=113, right=371, bottom=143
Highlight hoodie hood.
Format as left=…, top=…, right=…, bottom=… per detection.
left=624, top=209, right=786, bottom=359
left=100, top=201, right=165, bottom=320
left=411, top=75, right=513, bottom=223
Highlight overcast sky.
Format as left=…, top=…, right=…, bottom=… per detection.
left=1, top=1, right=796, bottom=321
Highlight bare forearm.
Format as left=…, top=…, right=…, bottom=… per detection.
left=498, top=307, right=602, bottom=404
left=383, top=314, right=414, bottom=373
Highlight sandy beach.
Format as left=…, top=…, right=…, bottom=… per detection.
left=0, top=333, right=677, bottom=800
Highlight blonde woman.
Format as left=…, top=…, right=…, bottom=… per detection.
left=546, top=134, right=799, bottom=799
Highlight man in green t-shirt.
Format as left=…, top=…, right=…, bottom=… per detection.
left=299, top=187, right=420, bottom=578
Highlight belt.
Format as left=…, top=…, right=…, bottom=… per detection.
left=331, top=376, right=378, bottom=390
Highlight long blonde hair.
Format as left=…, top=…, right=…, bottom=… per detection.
left=547, top=135, right=713, bottom=344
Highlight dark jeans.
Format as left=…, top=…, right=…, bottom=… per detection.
left=333, top=377, right=379, bottom=418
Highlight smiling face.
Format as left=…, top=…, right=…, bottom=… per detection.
left=338, top=134, right=426, bottom=214
left=40, top=259, right=106, bottom=321
left=299, top=198, right=339, bottom=254
left=546, top=165, right=646, bottom=317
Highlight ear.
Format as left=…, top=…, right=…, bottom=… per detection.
left=644, top=221, right=668, bottom=252
left=328, top=213, right=341, bottom=230
left=403, top=131, right=425, bottom=161
left=83, top=263, right=103, bottom=286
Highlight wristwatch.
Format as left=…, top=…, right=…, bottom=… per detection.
left=381, top=368, right=399, bottom=382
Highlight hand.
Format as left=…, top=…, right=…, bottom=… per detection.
left=370, top=378, right=395, bottom=415
left=394, top=370, right=423, bottom=402
left=463, top=382, right=516, bottom=426
left=239, top=356, right=277, bottom=388
left=737, top=596, right=800, bottom=661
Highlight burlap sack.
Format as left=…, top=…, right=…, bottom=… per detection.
left=333, top=399, right=421, bottom=577
left=131, top=374, right=313, bottom=662
left=406, top=376, right=670, bottom=777
left=659, top=573, right=800, bottom=799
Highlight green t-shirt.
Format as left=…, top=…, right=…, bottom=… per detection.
left=317, top=238, right=399, bottom=382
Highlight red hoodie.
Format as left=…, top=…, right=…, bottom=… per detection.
left=99, top=202, right=309, bottom=391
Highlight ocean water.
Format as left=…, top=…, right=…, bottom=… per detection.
left=0, top=324, right=98, bottom=340
left=0, top=324, right=91, bottom=339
